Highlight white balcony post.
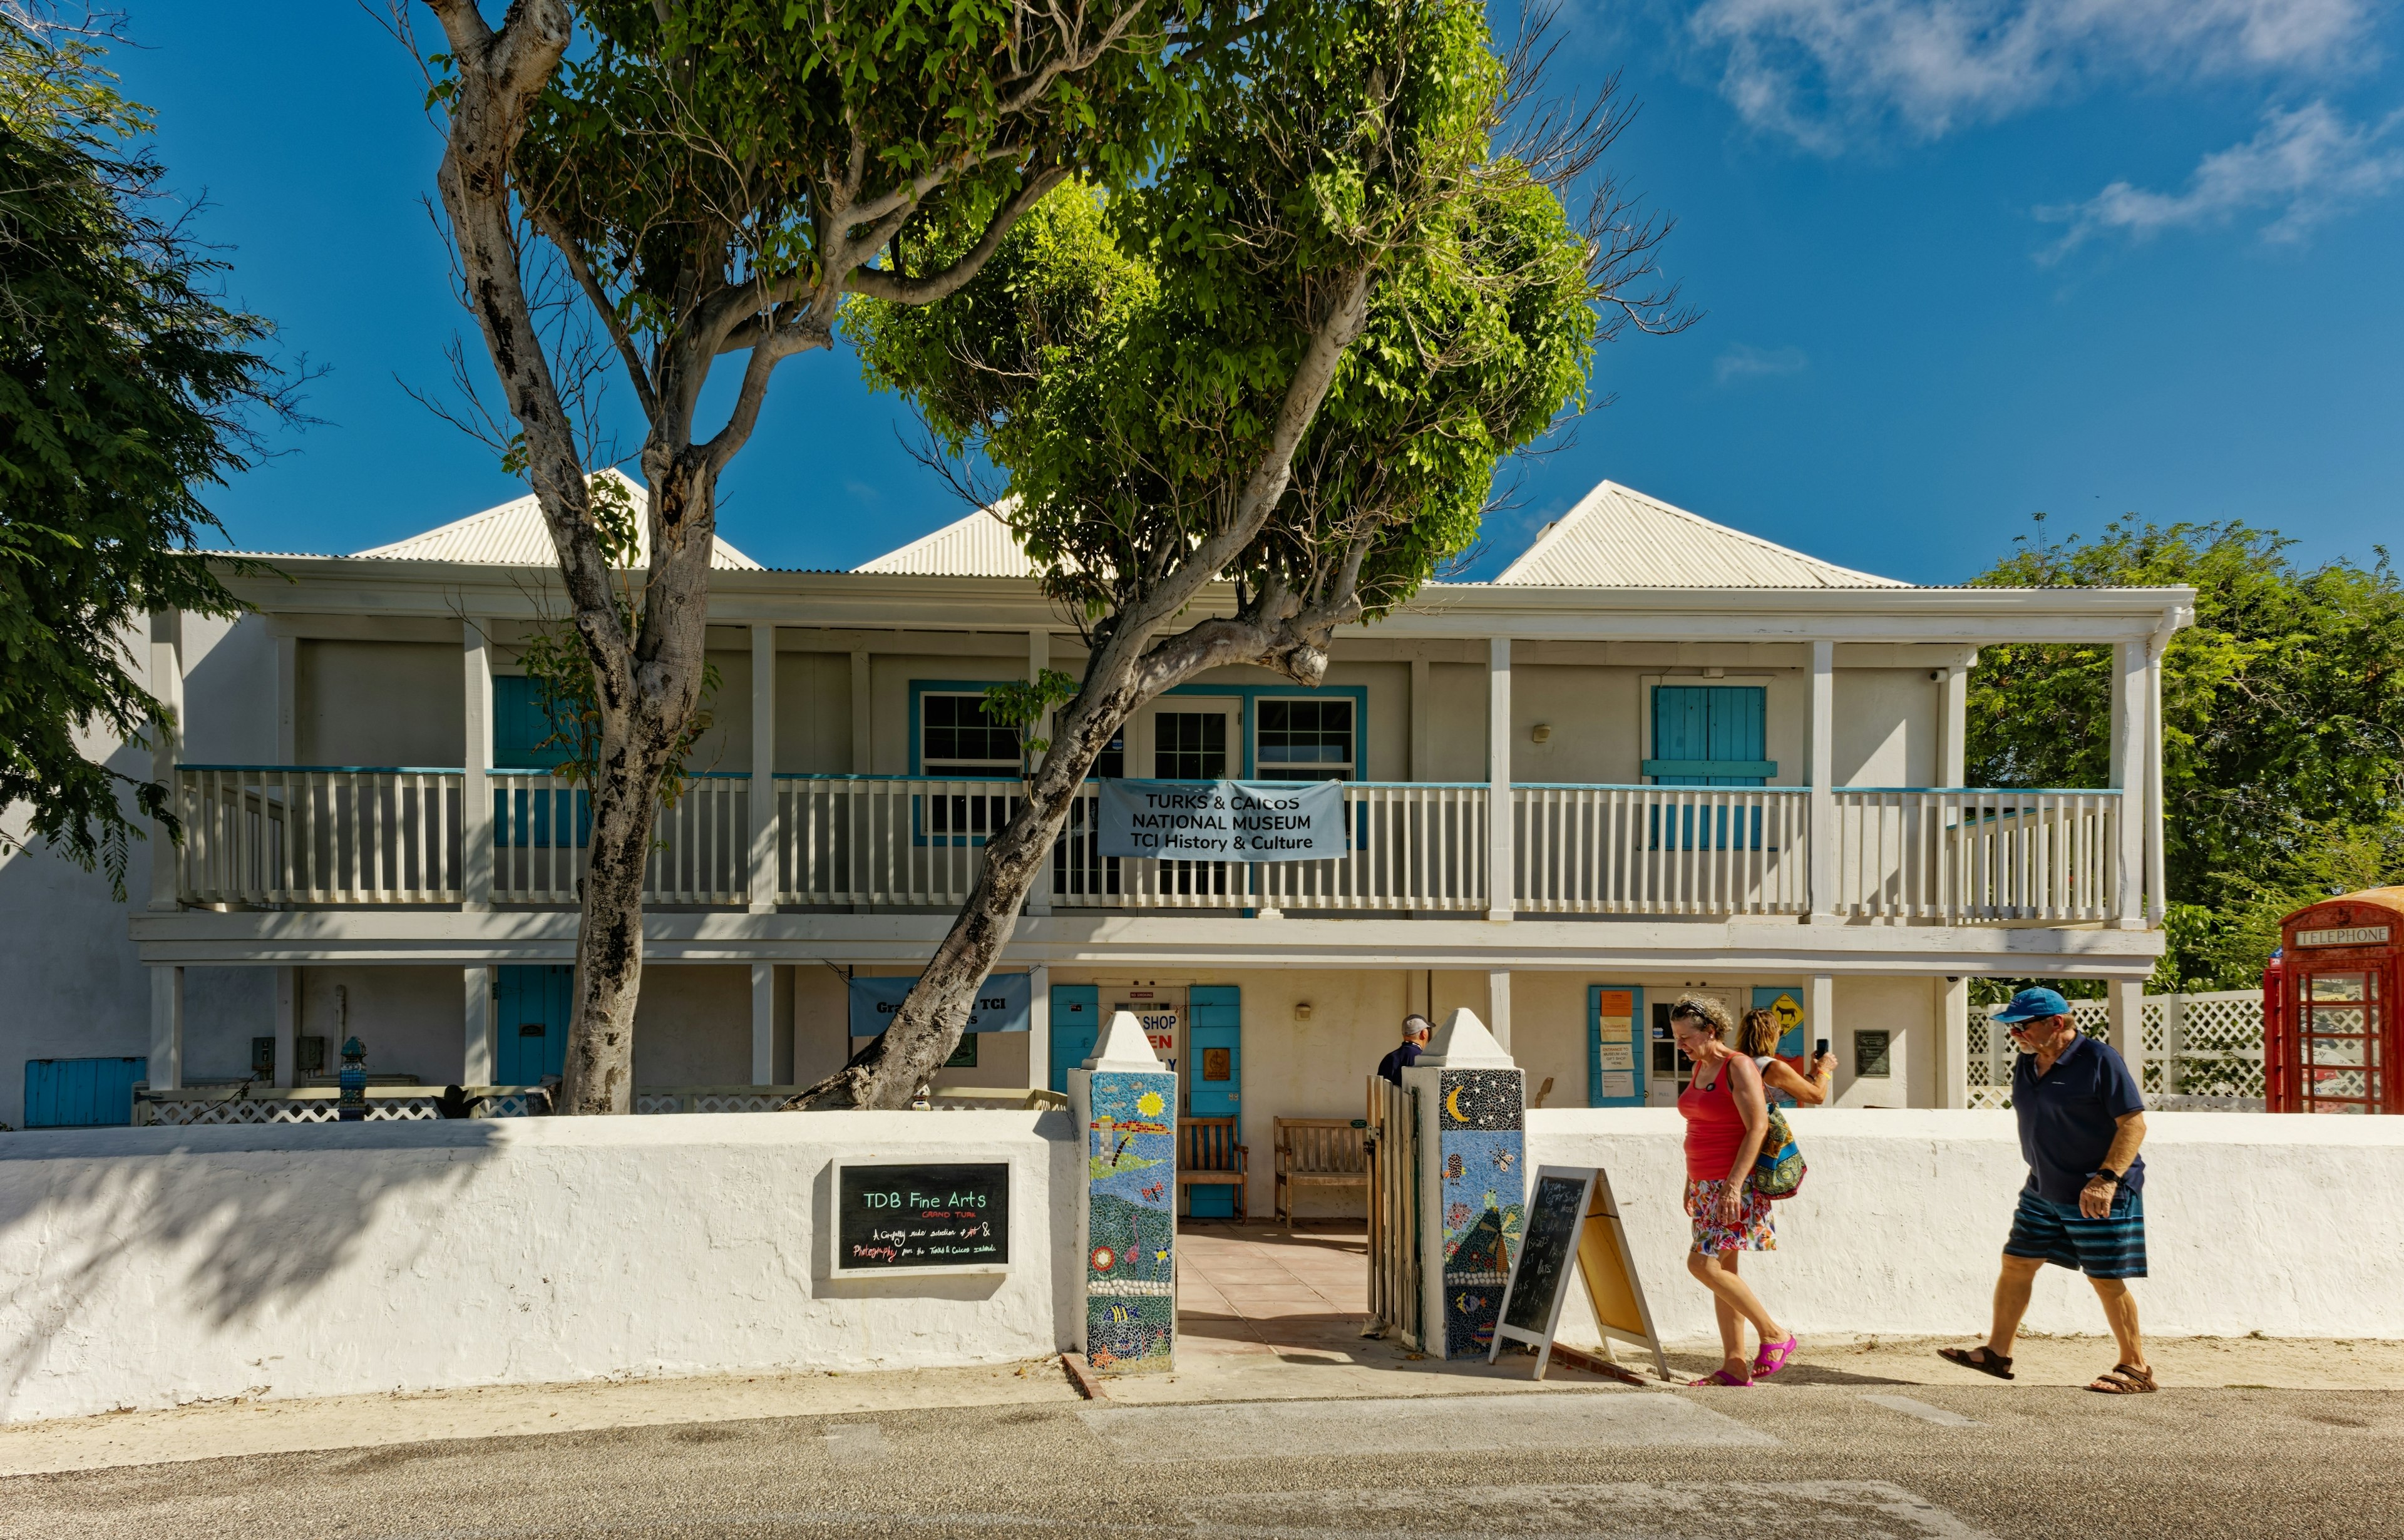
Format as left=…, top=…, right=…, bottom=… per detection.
left=1028, top=963, right=1052, bottom=1092
left=464, top=966, right=495, bottom=1085
left=462, top=620, right=493, bottom=911
left=1807, top=640, right=1836, bottom=922
left=1486, top=637, right=1513, bottom=921
left=751, top=962, right=776, bottom=1086
left=2145, top=622, right=2170, bottom=927
left=1939, top=654, right=1971, bottom=787
left=1937, top=976, right=1969, bottom=1109
left=147, top=611, right=183, bottom=912
left=2107, top=977, right=2147, bottom=1091
left=1486, top=970, right=1511, bottom=1053
left=273, top=965, right=298, bottom=1089
left=2110, top=639, right=2145, bottom=927
left=750, top=624, right=778, bottom=913
left=1026, top=628, right=1052, bottom=917
left=275, top=631, right=299, bottom=764
left=148, top=964, right=184, bottom=1091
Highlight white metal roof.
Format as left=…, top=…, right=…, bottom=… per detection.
left=851, top=505, right=1034, bottom=578
left=1492, top=481, right=1910, bottom=589
left=351, top=470, right=762, bottom=570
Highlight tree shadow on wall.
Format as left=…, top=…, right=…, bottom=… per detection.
left=0, top=1121, right=507, bottom=1415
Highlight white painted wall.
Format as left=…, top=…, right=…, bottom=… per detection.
left=1531, top=1108, right=2404, bottom=1348
left=0, top=1111, right=1079, bottom=1423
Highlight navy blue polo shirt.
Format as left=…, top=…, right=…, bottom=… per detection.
left=1376, top=1041, right=1424, bottom=1086
left=2012, top=1033, right=2145, bottom=1204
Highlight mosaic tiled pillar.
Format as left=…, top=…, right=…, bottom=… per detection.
left=1404, top=1009, right=1525, bottom=1360
left=1068, top=1012, right=1177, bottom=1375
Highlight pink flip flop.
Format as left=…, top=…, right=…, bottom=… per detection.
left=1687, top=1367, right=1752, bottom=1387
left=1752, top=1333, right=1799, bottom=1380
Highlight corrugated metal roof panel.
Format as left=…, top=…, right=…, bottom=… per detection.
left=350, top=470, right=762, bottom=570
left=1494, top=481, right=1911, bottom=589
left=851, top=505, right=1034, bottom=577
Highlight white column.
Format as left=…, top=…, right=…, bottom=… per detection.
left=2107, top=977, right=2147, bottom=1092
left=461, top=620, right=493, bottom=911
left=849, top=646, right=872, bottom=773
left=1486, top=637, right=1513, bottom=921
left=751, top=962, right=776, bottom=1085
left=273, top=965, right=298, bottom=1089
left=1807, top=640, right=1836, bottom=922
left=275, top=632, right=299, bottom=764
left=463, top=966, right=495, bottom=1085
left=1936, top=976, right=1969, bottom=1109
left=2144, top=626, right=2169, bottom=927
left=2109, top=639, right=2145, bottom=927
left=147, top=612, right=183, bottom=913
left=1486, top=970, right=1512, bottom=1054
left=750, top=624, right=778, bottom=914
left=1028, top=963, right=1052, bottom=1093
left=1938, top=655, right=1971, bottom=787
left=148, top=965, right=184, bottom=1091
left=1807, top=972, right=1834, bottom=1073
left=1409, top=655, right=1431, bottom=781
left=1025, top=629, right=1053, bottom=917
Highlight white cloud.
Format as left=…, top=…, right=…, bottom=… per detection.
left=1688, top=0, right=2373, bottom=148
left=2039, top=100, right=2404, bottom=256
left=1714, top=343, right=1811, bottom=382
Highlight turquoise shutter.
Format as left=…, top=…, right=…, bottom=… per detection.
left=1048, top=984, right=1101, bottom=1093
left=1647, top=685, right=1770, bottom=786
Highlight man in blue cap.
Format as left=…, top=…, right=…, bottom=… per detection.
left=1939, top=986, right=2155, bottom=1394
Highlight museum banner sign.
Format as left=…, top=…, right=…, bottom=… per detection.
left=1096, top=779, right=1347, bottom=861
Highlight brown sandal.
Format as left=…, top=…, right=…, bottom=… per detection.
left=1937, top=1345, right=2015, bottom=1380
left=2088, top=1363, right=2157, bottom=1394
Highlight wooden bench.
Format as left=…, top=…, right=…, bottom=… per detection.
left=1177, top=1116, right=1248, bottom=1220
left=1273, top=1116, right=1369, bottom=1223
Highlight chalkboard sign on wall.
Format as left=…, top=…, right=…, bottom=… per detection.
left=830, top=1162, right=1011, bottom=1278
left=1501, top=1173, right=1587, bottom=1335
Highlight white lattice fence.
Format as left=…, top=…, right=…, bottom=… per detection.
left=1972, top=990, right=2266, bottom=1110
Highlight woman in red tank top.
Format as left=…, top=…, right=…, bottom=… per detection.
left=1671, top=994, right=1796, bottom=1387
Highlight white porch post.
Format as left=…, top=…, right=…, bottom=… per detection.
left=2145, top=624, right=2170, bottom=928
left=273, top=965, right=299, bottom=1089
left=751, top=962, right=776, bottom=1086
left=1025, top=628, right=1053, bottom=918
left=1938, top=654, right=1972, bottom=786
left=275, top=631, right=299, bottom=764
left=1807, top=640, right=1836, bottom=922
left=750, top=624, right=778, bottom=914
left=1937, top=976, right=1969, bottom=1109
left=2109, top=639, right=2145, bottom=927
left=1486, top=637, right=1513, bottom=921
left=462, top=620, right=493, bottom=911
left=1028, top=963, right=1052, bottom=1092
left=1807, top=972, right=1834, bottom=1078
left=2107, top=978, right=2147, bottom=1091
left=1486, top=970, right=1512, bottom=1054
left=147, top=611, right=183, bottom=912
left=148, top=965, right=184, bottom=1091
left=464, top=967, right=495, bottom=1085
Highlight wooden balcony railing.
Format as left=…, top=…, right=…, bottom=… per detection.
left=1830, top=788, right=2120, bottom=923
left=1513, top=785, right=1811, bottom=916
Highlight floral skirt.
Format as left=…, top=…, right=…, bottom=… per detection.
left=1684, top=1175, right=1776, bottom=1255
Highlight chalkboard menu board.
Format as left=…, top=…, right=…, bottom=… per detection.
left=1501, top=1173, right=1587, bottom=1334
left=831, top=1162, right=1011, bottom=1278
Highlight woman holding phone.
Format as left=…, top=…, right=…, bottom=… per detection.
left=1672, top=995, right=1798, bottom=1386
left=1739, top=1007, right=1837, bottom=1109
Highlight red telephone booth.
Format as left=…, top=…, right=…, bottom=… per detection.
left=2268, top=888, right=2404, bottom=1114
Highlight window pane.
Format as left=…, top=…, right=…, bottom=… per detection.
left=1154, top=713, right=1227, bottom=779
left=1256, top=697, right=1352, bottom=779
left=2309, top=972, right=2367, bottom=1002
left=922, top=692, right=1017, bottom=770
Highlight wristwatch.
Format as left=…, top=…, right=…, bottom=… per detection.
left=2088, top=1169, right=2120, bottom=1186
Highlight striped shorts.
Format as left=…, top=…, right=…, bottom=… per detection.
left=2004, top=1181, right=2147, bottom=1280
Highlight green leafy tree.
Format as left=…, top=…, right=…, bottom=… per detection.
left=1967, top=516, right=2404, bottom=990
left=816, top=0, right=1687, bottom=1105
left=0, top=16, right=295, bottom=896
left=410, top=0, right=1215, bottom=1112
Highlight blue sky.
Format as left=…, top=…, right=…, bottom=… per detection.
left=118, top=2, right=2404, bottom=583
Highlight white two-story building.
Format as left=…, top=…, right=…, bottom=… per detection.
left=6, top=476, right=2191, bottom=1216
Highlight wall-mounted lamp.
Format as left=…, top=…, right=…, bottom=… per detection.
left=1293, top=1002, right=1313, bottom=1022
left=1529, top=724, right=1552, bottom=744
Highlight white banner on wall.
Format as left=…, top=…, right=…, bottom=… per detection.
left=1096, top=778, right=1347, bottom=861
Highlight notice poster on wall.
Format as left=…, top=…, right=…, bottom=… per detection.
left=1096, top=779, right=1347, bottom=860
left=830, top=1161, right=1011, bottom=1278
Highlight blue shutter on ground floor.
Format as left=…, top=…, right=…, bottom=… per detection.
left=24, top=1057, right=146, bottom=1127
left=1048, top=984, right=1100, bottom=1094
left=1184, top=985, right=1241, bottom=1216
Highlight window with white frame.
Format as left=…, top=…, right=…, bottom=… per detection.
left=1256, top=697, right=1355, bottom=781
left=920, top=692, right=1019, bottom=777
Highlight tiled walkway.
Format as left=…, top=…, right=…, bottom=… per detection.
left=1175, top=1223, right=1373, bottom=1363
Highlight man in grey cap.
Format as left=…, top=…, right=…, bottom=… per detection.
left=1941, top=987, right=2154, bottom=1394
left=1376, top=1015, right=1433, bottom=1086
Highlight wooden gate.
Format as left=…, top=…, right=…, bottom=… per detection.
left=1365, top=1075, right=1422, bottom=1347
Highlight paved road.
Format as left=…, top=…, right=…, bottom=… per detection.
left=6, top=1383, right=2396, bottom=1539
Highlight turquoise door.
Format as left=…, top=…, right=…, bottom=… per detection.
left=23, top=1057, right=146, bottom=1127
left=1184, top=984, right=1241, bottom=1217
left=1586, top=986, right=1646, bottom=1107
left=1048, top=984, right=1100, bottom=1093
left=496, top=965, right=574, bottom=1084
left=1647, top=685, right=1772, bottom=850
